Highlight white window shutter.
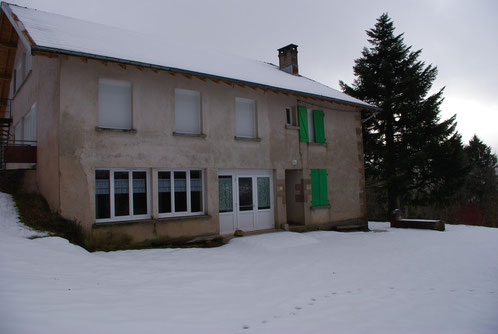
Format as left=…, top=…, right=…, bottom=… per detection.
left=98, top=79, right=132, bottom=129
left=235, top=97, right=256, bottom=138
left=175, top=89, right=201, bottom=134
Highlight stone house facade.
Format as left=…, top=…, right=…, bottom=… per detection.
left=1, top=3, right=372, bottom=244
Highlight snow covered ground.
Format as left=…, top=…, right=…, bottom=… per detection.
left=0, top=191, right=497, bottom=334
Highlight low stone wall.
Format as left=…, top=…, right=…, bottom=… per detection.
left=390, top=209, right=445, bottom=231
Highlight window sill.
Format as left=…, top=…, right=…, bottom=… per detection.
left=234, top=136, right=262, bottom=142
left=93, top=214, right=211, bottom=228
left=285, top=125, right=299, bottom=130
left=311, top=204, right=330, bottom=210
left=308, top=142, right=327, bottom=147
left=95, top=126, right=137, bottom=133
left=173, top=132, right=207, bottom=138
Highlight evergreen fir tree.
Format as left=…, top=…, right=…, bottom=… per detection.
left=462, top=135, right=498, bottom=226
left=464, top=135, right=497, bottom=202
left=340, top=13, right=466, bottom=217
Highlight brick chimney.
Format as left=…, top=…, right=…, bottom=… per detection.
left=278, top=44, right=298, bottom=75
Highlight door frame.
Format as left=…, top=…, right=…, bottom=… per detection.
left=218, top=169, right=274, bottom=234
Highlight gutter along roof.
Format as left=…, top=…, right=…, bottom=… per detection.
left=1, top=2, right=374, bottom=109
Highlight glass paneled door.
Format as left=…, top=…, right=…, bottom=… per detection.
left=237, top=176, right=255, bottom=230
left=218, top=169, right=274, bottom=234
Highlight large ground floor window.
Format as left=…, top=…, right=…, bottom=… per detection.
left=94, top=168, right=205, bottom=223
left=158, top=169, right=204, bottom=217
left=95, top=169, right=150, bottom=222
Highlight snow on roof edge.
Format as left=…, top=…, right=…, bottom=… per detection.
left=33, top=44, right=375, bottom=110
left=5, top=2, right=375, bottom=110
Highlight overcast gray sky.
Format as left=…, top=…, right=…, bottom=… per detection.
left=9, top=0, right=498, bottom=153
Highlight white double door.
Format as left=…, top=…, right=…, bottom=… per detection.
left=219, top=169, right=274, bottom=234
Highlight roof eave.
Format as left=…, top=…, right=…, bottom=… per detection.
left=32, top=45, right=376, bottom=110
left=1, top=2, right=34, bottom=51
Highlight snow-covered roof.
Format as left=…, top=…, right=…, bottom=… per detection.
left=2, top=3, right=372, bottom=108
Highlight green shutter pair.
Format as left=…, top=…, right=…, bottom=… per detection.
left=298, top=106, right=325, bottom=143
left=311, top=169, right=328, bottom=206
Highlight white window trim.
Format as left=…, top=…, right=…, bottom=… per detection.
left=157, top=168, right=205, bottom=218
left=12, top=49, right=32, bottom=96
left=95, top=168, right=151, bottom=223
left=13, top=121, right=22, bottom=144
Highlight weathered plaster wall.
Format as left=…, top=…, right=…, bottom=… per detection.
left=285, top=169, right=304, bottom=224
left=10, top=45, right=60, bottom=211
left=57, top=57, right=365, bottom=241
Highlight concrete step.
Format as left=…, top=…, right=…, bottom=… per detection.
left=335, top=224, right=367, bottom=232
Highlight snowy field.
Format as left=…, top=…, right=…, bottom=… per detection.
left=0, top=192, right=497, bottom=334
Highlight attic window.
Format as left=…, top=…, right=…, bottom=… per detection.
left=98, top=79, right=132, bottom=130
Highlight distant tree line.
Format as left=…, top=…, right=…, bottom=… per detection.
left=340, top=13, right=497, bottom=227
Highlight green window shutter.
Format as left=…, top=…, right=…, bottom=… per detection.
left=313, top=110, right=325, bottom=143
left=319, top=169, right=328, bottom=206
left=311, top=169, right=328, bottom=206
left=298, top=106, right=308, bottom=142
left=311, top=169, right=320, bottom=207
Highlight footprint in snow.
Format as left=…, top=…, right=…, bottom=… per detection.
left=242, top=325, right=249, bottom=330
left=295, top=306, right=302, bottom=310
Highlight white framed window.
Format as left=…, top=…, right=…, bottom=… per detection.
left=157, top=168, right=204, bottom=217
left=175, top=89, right=201, bottom=134
left=23, top=103, right=36, bottom=146
left=12, top=50, right=32, bottom=94
left=98, top=79, right=132, bottom=129
left=25, top=51, right=32, bottom=74
left=235, top=97, right=256, bottom=138
left=95, top=168, right=150, bottom=223
left=14, top=60, right=23, bottom=92
left=285, top=106, right=297, bottom=126
left=13, top=121, right=22, bottom=144
left=12, top=103, right=37, bottom=145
